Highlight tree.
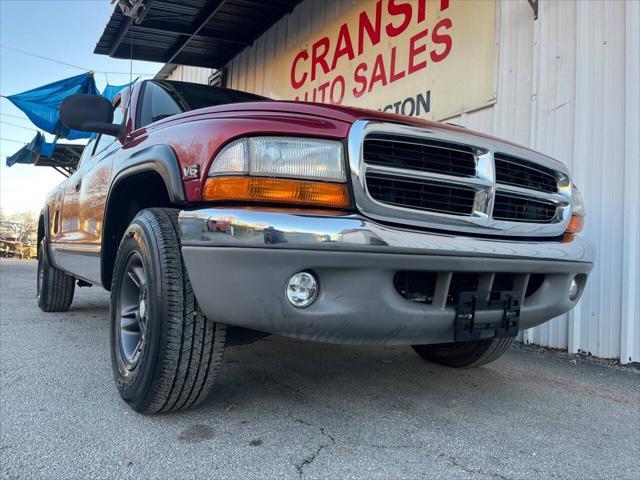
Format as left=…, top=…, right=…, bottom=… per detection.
left=8, top=211, right=38, bottom=244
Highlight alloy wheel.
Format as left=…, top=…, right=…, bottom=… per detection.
left=117, top=251, right=149, bottom=372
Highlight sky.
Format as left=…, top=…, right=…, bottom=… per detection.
left=0, top=0, right=162, bottom=216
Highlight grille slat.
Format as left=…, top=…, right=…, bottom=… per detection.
left=494, top=153, right=558, bottom=193
left=367, top=175, right=476, bottom=216
left=493, top=193, right=557, bottom=223
left=364, top=134, right=477, bottom=177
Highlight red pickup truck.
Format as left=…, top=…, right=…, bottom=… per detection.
left=37, top=80, right=592, bottom=414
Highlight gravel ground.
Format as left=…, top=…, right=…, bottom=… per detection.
left=1, top=259, right=639, bottom=480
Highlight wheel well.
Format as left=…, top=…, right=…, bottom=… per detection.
left=101, top=171, right=172, bottom=290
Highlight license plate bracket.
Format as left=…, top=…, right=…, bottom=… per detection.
left=454, top=291, right=520, bottom=342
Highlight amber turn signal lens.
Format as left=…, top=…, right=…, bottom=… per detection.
left=203, top=176, right=350, bottom=208
left=565, top=214, right=584, bottom=234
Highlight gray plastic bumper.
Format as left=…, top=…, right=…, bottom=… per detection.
left=179, top=208, right=593, bottom=345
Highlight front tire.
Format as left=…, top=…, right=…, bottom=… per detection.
left=37, top=239, right=75, bottom=312
left=412, top=337, right=514, bottom=368
left=110, top=208, right=226, bottom=414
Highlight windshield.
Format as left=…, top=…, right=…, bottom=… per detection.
left=139, top=80, right=266, bottom=127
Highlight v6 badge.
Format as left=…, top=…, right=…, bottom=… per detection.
left=182, top=165, right=200, bottom=179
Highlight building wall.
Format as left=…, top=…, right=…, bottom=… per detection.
left=165, top=65, right=214, bottom=85
left=166, top=0, right=640, bottom=363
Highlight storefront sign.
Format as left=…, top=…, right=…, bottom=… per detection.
left=270, top=0, right=497, bottom=120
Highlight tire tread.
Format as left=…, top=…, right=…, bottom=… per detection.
left=112, top=208, right=226, bottom=414
left=412, top=337, right=514, bottom=368
left=38, top=242, right=75, bottom=312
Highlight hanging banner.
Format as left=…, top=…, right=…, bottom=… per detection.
left=269, top=0, right=497, bottom=121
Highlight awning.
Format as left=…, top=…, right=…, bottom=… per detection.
left=94, top=0, right=303, bottom=69
left=34, top=143, right=84, bottom=175
left=5, top=132, right=83, bottom=176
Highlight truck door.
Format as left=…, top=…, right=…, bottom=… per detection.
left=52, top=138, right=96, bottom=270
left=55, top=98, right=125, bottom=285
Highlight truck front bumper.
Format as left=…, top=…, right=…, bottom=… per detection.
left=179, top=208, right=594, bottom=345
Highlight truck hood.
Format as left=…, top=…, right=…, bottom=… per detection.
left=161, top=99, right=460, bottom=130
left=154, top=100, right=557, bottom=162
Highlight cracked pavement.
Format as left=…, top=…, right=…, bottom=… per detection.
left=1, top=259, right=639, bottom=479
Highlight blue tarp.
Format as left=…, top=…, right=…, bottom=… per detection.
left=102, top=79, right=137, bottom=102
left=5, top=73, right=139, bottom=167
left=5, top=132, right=56, bottom=167
left=6, top=72, right=98, bottom=140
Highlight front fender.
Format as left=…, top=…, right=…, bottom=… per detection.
left=110, top=144, right=186, bottom=205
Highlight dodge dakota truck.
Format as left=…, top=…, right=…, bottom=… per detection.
left=37, top=80, right=593, bottom=414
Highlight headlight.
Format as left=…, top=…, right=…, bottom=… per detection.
left=566, top=185, right=585, bottom=234
left=204, top=137, right=349, bottom=208
left=210, top=137, right=346, bottom=182
left=571, top=185, right=585, bottom=217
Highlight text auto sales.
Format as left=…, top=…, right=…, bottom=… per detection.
left=290, top=0, right=452, bottom=116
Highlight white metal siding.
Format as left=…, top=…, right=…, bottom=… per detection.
left=165, top=0, right=640, bottom=363
left=165, top=64, right=214, bottom=84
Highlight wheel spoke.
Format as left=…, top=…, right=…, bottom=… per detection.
left=133, top=265, right=146, bottom=288
left=121, top=304, right=137, bottom=318
left=127, top=270, right=141, bottom=289
left=121, top=331, right=141, bottom=361
left=121, top=314, right=140, bottom=332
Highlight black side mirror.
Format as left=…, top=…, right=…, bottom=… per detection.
left=60, top=94, right=125, bottom=137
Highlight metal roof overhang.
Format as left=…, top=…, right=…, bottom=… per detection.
left=94, top=0, right=303, bottom=69
left=36, top=143, right=84, bottom=176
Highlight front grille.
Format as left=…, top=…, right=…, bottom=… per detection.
left=394, top=272, right=437, bottom=304
left=493, top=193, right=557, bottom=223
left=446, top=273, right=480, bottom=305
left=394, top=271, right=546, bottom=306
left=355, top=124, right=571, bottom=235
left=366, top=174, right=476, bottom=216
left=495, top=153, right=558, bottom=193
left=363, top=134, right=477, bottom=177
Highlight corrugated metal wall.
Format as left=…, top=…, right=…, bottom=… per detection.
left=166, top=65, right=214, bottom=85
left=166, top=0, right=640, bottom=364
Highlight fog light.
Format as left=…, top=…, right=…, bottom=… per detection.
left=286, top=272, right=318, bottom=308
left=569, top=277, right=580, bottom=301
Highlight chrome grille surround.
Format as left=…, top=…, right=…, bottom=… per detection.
left=347, top=120, right=572, bottom=237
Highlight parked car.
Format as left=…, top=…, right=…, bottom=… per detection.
left=37, top=80, right=593, bottom=413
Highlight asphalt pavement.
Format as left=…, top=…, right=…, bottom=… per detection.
left=1, top=259, right=639, bottom=480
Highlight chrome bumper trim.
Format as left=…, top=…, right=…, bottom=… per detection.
left=179, top=208, right=594, bottom=264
